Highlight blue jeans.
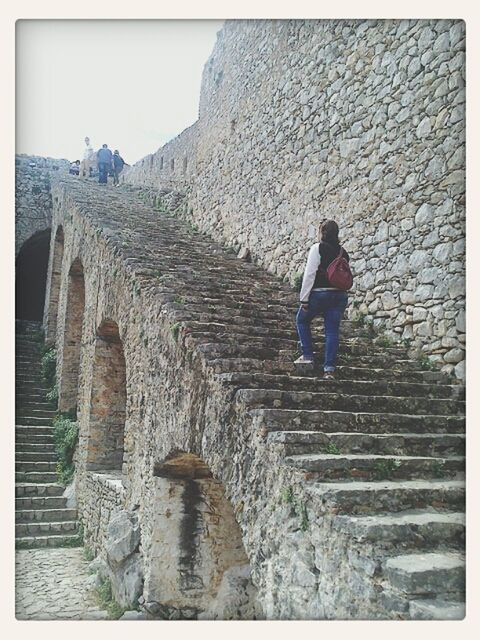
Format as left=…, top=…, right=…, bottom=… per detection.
left=296, top=291, right=348, bottom=371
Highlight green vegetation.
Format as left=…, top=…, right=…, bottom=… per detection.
left=419, top=354, right=437, bottom=371
left=372, top=458, right=402, bottom=480
left=30, top=329, right=45, bottom=343
left=83, top=545, right=95, bottom=563
left=376, top=335, right=395, bottom=348
left=432, top=459, right=446, bottom=478
left=171, top=322, right=181, bottom=341
left=52, top=409, right=79, bottom=485
left=95, top=577, right=134, bottom=619
left=325, top=442, right=341, bottom=455
left=46, top=384, right=59, bottom=407
left=281, top=486, right=309, bottom=531
left=41, top=346, right=56, bottom=387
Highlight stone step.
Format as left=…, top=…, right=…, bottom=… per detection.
left=15, top=520, right=78, bottom=537
left=268, top=431, right=465, bottom=458
left=16, top=495, right=68, bottom=510
left=16, top=434, right=54, bottom=445
left=333, top=511, right=465, bottom=550
left=16, top=451, right=57, bottom=461
left=14, top=416, right=53, bottom=426
left=16, top=408, right=57, bottom=419
left=16, top=461, right=57, bottom=472
left=250, top=408, right=465, bottom=435
left=383, top=552, right=465, bottom=596
left=408, top=598, right=465, bottom=620
left=284, top=453, right=464, bottom=482
left=15, top=482, right=65, bottom=498
left=236, top=389, right=464, bottom=416
left=15, top=533, right=82, bottom=549
left=16, top=442, right=55, bottom=452
left=16, top=507, right=77, bottom=523
left=209, top=358, right=447, bottom=384
left=199, top=342, right=420, bottom=369
left=15, top=471, right=58, bottom=483
left=217, top=372, right=464, bottom=400
left=16, top=425, right=54, bottom=436
left=186, top=329, right=408, bottom=359
left=305, top=480, right=465, bottom=515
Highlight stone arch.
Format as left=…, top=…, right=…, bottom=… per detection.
left=146, top=451, right=260, bottom=619
left=58, top=258, right=85, bottom=413
left=86, top=319, right=126, bottom=473
left=44, top=225, right=64, bottom=343
left=15, top=230, right=51, bottom=321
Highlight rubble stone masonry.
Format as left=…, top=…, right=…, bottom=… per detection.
left=124, top=19, right=466, bottom=379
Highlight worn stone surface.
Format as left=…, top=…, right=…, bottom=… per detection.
left=123, top=19, right=465, bottom=379
left=38, top=175, right=465, bottom=620
left=15, top=548, right=109, bottom=620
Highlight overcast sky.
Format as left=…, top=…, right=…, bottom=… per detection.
left=16, top=20, right=223, bottom=165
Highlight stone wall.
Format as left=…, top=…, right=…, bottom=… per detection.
left=43, top=175, right=430, bottom=619
left=15, top=154, right=69, bottom=256
left=123, top=19, right=466, bottom=379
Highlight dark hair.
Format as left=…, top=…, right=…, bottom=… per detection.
left=102, top=144, right=108, bottom=148
left=320, top=219, right=339, bottom=244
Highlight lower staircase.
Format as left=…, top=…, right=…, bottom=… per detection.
left=15, top=320, right=80, bottom=548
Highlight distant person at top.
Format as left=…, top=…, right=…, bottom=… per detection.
left=294, top=219, right=351, bottom=379
left=69, top=160, right=80, bottom=175
left=79, top=137, right=95, bottom=178
left=97, top=144, right=113, bottom=184
left=112, top=150, right=126, bottom=186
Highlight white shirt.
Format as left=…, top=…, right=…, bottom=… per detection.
left=84, top=144, right=95, bottom=161
left=299, top=243, right=321, bottom=303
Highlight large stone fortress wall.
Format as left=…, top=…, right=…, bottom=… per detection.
left=124, top=19, right=466, bottom=379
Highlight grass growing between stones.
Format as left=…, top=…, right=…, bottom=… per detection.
left=95, top=577, right=127, bottom=620
left=83, top=545, right=95, bottom=562
left=52, top=409, right=78, bottom=486
left=372, top=459, right=402, bottom=480
left=281, top=486, right=309, bottom=532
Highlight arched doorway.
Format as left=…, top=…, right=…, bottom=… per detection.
left=15, top=230, right=51, bottom=321
left=58, top=258, right=85, bottom=413
left=146, top=451, right=260, bottom=619
left=86, top=319, right=126, bottom=473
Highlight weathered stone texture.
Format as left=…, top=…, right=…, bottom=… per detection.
left=123, top=19, right=466, bottom=379
left=43, top=176, right=464, bottom=620
left=15, top=155, right=69, bottom=257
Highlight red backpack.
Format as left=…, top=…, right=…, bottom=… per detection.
left=326, top=248, right=353, bottom=290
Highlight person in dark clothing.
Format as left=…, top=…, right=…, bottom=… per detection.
left=112, top=150, right=125, bottom=186
left=97, top=144, right=113, bottom=184
left=294, top=219, right=350, bottom=378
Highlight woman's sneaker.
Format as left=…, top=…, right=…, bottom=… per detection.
left=294, top=355, right=314, bottom=366
left=323, top=372, right=335, bottom=380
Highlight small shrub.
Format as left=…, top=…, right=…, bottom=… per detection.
left=95, top=577, right=129, bottom=620
left=52, top=412, right=79, bottom=486
left=419, top=354, right=437, bottom=371
left=325, top=442, right=340, bottom=455
left=41, top=347, right=56, bottom=387
left=46, top=384, right=58, bottom=407
left=30, top=329, right=44, bottom=343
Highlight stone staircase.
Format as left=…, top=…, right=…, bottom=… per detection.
left=15, top=320, right=80, bottom=548
left=53, top=179, right=466, bottom=618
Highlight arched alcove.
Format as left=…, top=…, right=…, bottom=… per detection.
left=86, top=319, right=126, bottom=473
left=58, top=258, right=85, bottom=412
left=44, top=226, right=64, bottom=343
left=15, top=230, right=51, bottom=321
left=146, top=451, right=259, bottom=619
